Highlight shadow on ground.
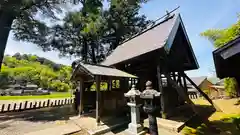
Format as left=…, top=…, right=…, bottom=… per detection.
left=183, top=117, right=240, bottom=135
left=0, top=105, right=76, bottom=122
left=181, top=103, right=240, bottom=135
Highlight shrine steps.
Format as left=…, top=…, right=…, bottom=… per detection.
left=143, top=117, right=186, bottom=133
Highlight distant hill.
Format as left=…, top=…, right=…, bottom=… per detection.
left=0, top=53, right=73, bottom=92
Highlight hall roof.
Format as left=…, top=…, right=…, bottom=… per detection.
left=101, top=13, right=198, bottom=69
left=71, top=63, right=138, bottom=81
left=187, top=76, right=207, bottom=86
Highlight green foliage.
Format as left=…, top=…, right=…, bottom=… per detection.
left=1, top=0, right=151, bottom=67
left=224, top=77, right=238, bottom=98
left=201, top=14, right=240, bottom=98
left=201, top=15, right=240, bottom=48
left=0, top=92, right=72, bottom=100
left=0, top=54, right=72, bottom=92
left=10, top=0, right=151, bottom=64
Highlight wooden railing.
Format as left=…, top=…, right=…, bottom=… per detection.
left=188, top=93, right=199, bottom=99
left=0, top=98, right=74, bottom=113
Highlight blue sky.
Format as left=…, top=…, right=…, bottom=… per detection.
left=4, top=0, right=240, bottom=77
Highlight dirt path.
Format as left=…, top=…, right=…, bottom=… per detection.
left=0, top=105, right=75, bottom=135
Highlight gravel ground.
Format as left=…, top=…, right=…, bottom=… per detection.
left=0, top=105, right=75, bottom=135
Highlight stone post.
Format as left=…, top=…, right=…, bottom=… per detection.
left=124, top=85, right=145, bottom=135
left=140, top=81, right=161, bottom=135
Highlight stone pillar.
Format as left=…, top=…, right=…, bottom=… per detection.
left=124, top=85, right=145, bottom=135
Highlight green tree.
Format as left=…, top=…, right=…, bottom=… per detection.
left=0, top=0, right=81, bottom=69
left=201, top=14, right=240, bottom=97
left=224, top=77, right=238, bottom=97
left=37, top=0, right=151, bottom=64
left=201, top=15, right=240, bottom=48
left=0, top=0, right=151, bottom=68
left=1, top=54, right=72, bottom=92
left=0, top=65, right=11, bottom=88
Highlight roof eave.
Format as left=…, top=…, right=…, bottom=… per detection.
left=213, top=36, right=240, bottom=54
left=164, top=14, right=199, bottom=69
left=70, top=63, right=94, bottom=81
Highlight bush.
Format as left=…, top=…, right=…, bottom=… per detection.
left=224, top=77, right=238, bottom=98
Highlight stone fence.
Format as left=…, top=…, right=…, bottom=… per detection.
left=0, top=98, right=74, bottom=113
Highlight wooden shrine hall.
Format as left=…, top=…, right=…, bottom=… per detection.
left=71, top=12, right=219, bottom=126
left=213, top=36, right=240, bottom=94
left=71, top=62, right=138, bottom=124
left=101, top=13, right=219, bottom=118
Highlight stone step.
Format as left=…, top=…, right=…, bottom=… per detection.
left=143, top=117, right=185, bottom=133
left=88, top=121, right=129, bottom=135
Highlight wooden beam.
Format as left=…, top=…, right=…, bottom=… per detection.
left=107, top=77, right=112, bottom=91
left=96, top=75, right=101, bottom=125
left=177, top=72, right=185, bottom=105
left=166, top=73, right=221, bottom=133
left=177, top=72, right=183, bottom=87
left=79, top=78, right=84, bottom=116
left=157, top=64, right=166, bottom=118
left=182, top=72, right=188, bottom=96
left=164, top=73, right=199, bottom=113
left=182, top=73, right=222, bottom=112
left=172, top=72, right=177, bottom=81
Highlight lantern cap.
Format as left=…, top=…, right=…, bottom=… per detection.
left=140, top=81, right=161, bottom=99
left=124, top=85, right=141, bottom=97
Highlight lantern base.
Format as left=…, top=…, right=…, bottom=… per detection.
left=126, top=123, right=145, bottom=135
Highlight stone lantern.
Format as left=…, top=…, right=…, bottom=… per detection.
left=140, top=81, right=161, bottom=135
left=124, top=85, right=145, bottom=135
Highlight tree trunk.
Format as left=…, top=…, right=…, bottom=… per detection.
left=82, top=38, right=88, bottom=63
left=90, top=43, right=97, bottom=64
left=0, top=11, right=14, bottom=69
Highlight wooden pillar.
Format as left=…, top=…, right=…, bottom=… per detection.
left=79, top=78, right=84, bottom=116
left=96, top=75, right=101, bottom=125
left=107, top=77, right=112, bottom=91
left=172, top=72, right=177, bottom=82
left=182, top=72, right=188, bottom=96
left=157, top=64, right=166, bottom=118
left=177, top=72, right=185, bottom=105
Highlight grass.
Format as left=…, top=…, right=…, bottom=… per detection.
left=182, top=98, right=240, bottom=135
left=0, top=92, right=72, bottom=100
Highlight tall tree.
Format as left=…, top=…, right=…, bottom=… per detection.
left=41, top=0, right=152, bottom=64
left=103, top=0, right=151, bottom=50
left=0, top=0, right=80, bottom=69
left=45, top=0, right=104, bottom=64
left=0, top=0, right=151, bottom=67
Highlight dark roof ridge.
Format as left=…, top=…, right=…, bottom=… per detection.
left=119, top=14, right=175, bottom=46
left=81, top=62, right=116, bottom=69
